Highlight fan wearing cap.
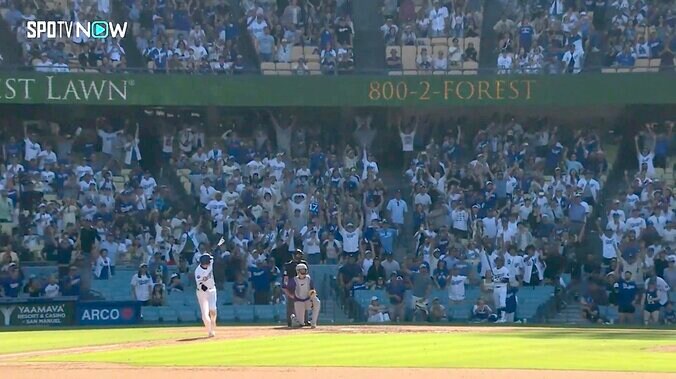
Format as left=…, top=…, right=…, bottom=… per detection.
left=283, top=249, right=308, bottom=327
left=367, top=296, right=390, bottom=323
left=287, top=263, right=320, bottom=328
left=195, top=253, right=217, bottom=337
left=130, top=263, right=154, bottom=306
left=338, top=210, right=363, bottom=257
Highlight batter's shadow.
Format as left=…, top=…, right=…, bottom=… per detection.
left=176, top=336, right=212, bottom=342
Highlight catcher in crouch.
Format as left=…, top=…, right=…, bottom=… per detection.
left=287, top=263, right=321, bottom=328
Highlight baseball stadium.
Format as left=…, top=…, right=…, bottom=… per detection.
left=0, top=0, right=675, bottom=378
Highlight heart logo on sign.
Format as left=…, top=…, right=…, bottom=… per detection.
left=121, top=307, right=134, bottom=320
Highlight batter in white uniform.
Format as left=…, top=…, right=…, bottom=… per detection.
left=491, top=257, right=510, bottom=322
left=195, top=253, right=217, bottom=337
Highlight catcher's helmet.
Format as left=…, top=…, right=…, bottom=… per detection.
left=296, top=263, right=308, bottom=275
left=199, top=254, right=212, bottom=266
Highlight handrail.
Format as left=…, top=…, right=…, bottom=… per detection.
left=0, top=64, right=673, bottom=75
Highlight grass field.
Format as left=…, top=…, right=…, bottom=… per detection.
left=1, top=326, right=674, bottom=373
left=0, top=327, right=182, bottom=354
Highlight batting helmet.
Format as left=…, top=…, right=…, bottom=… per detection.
left=296, top=263, right=308, bottom=275
left=199, top=254, right=212, bottom=266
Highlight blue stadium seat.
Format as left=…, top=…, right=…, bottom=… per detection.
left=254, top=305, right=276, bottom=321
left=177, top=308, right=198, bottom=323
left=217, top=307, right=236, bottom=322
left=142, top=307, right=160, bottom=322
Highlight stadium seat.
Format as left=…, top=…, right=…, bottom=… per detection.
left=177, top=308, right=198, bottom=323
left=431, top=37, right=447, bottom=46
left=261, top=62, right=275, bottom=71
left=275, top=62, right=291, bottom=71
left=463, top=61, right=478, bottom=70
left=291, top=46, right=304, bottom=62
left=635, top=59, right=649, bottom=68
left=254, top=305, right=276, bottom=321
left=601, top=68, right=617, bottom=73
left=142, top=307, right=160, bottom=322
left=303, top=46, right=319, bottom=57
left=416, top=38, right=431, bottom=46
left=402, top=46, right=417, bottom=70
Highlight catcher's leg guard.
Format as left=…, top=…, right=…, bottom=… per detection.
left=309, top=297, right=321, bottom=326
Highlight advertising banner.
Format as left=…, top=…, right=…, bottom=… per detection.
left=0, top=300, right=75, bottom=327
left=76, top=301, right=141, bottom=326
left=0, top=72, right=674, bottom=107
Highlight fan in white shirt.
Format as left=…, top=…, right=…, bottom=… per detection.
left=23, top=130, right=42, bottom=162
left=482, top=210, right=499, bottom=240
left=635, top=132, right=655, bottom=177
left=267, top=154, right=286, bottom=180
left=37, top=147, right=58, bottom=170
left=205, top=192, right=228, bottom=218
left=625, top=209, right=647, bottom=237
left=139, top=172, right=157, bottom=199
left=223, top=183, right=241, bottom=207
left=199, top=179, right=217, bottom=205
left=246, top=157, right=266, bottom=177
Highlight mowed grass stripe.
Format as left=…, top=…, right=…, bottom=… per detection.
left=30, top=331, right=676, bottom=372
left=0, top=328, right=182, bottom=355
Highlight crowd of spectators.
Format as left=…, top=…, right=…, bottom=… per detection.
left=579, top=121, right=674, bottom=325
left=132, top=0, right=247, bottom=74
left=382, top=0, right=482, bottom=42
left=2, top=0, right=130, bottom=72
left=381, top=0, right=483, bottom=72
left=0, top=116, right=183, bottom=302
left=1, top=111, right=673, bottom=326
left=334, top=113, right=616, bottom=322
left=246, top=0, right=355, bottom=74
left=164, top=110, right=391, bottom=306
left=493, top=0, right=676, bottom=74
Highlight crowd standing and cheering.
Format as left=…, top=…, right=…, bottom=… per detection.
left=0, top=111, right=673, bottom=325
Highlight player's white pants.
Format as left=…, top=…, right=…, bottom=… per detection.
left=493, top=285, right=507, bottom=309
left=368, top=312, right=391, bottom=323
left=197, top=289, right=217, bottom=332
left=294, top=296, right=321, bottom=326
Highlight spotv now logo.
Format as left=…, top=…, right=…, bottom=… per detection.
left=26, top=20, right=128, bottom=40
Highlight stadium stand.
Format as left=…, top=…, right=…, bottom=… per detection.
left=383, top=0, right=484, bottom=75
left=10, top=110, right=670, bottom=326
left=490, top=0, right=676, bottom=74
left=2, top=0, right=675, bottom=75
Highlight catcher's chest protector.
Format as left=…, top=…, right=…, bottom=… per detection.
left=293, top=276, right=313, bottom=299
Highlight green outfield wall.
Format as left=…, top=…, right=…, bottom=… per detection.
left=0, top=72, right=674, bottom=107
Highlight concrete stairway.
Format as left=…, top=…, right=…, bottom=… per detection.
left=548, top=301, right=586, bottom=325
